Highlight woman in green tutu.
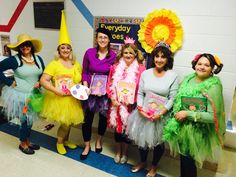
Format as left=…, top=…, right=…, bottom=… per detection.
left=163, top=53, right=225, bottom=177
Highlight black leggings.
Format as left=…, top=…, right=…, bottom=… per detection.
left=82, top=110, right=107, bottom=142
left=114, top=131, right=131, bottom=144
left=139, top=143, right=165, bottom=166
left=180, top=155, right=197, bottom=177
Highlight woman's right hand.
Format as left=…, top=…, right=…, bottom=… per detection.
left=11, top=81, right=16, bottom=88
left=54, top=88, right=67, bottom=97
left=111, top=98, right=120, bottom=107
left=138, top=109, right=151, bottom=119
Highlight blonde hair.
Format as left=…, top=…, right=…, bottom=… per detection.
left=55, top=44, right=76, bottom=65
left=116, top=43, right=144, bottom=64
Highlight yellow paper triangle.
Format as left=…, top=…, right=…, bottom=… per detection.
left=59, top=10, right=71, bottom=45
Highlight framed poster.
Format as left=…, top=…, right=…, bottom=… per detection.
left=94, top=16, right=144, bottom=53
left=0, top=35, right=11, bottom=57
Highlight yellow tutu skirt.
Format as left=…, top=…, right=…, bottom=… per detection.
left=40, top=91, right=84, bottom=126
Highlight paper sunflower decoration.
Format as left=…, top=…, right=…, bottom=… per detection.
left=138, top=9, right=183, bottom=53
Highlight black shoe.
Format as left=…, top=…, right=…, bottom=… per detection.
left=29, top=143, right=40, bottom=150
left=95, top=147, right=103, bottom=153
left=80, top=148, right=90, bottom=160
left=19, top=145, right=35, bottom=155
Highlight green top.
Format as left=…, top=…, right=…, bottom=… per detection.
left=163, top=73, right=225, bottom=167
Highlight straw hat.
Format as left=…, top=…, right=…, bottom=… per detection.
left=58, top=10, right=71, bottom=46
left=7, top=34, right=42, bottom=53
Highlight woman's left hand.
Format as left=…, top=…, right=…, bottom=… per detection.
left=34, top=81, right=40, bottom=88
left=175, top=111, right=188, bottom=121
left=151, top=114, right=162, bottom=121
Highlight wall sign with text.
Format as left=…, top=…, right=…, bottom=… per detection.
left=94, top=16, right=143, bottom=53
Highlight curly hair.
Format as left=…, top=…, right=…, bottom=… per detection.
left=148, top=46, right=174, bottom=70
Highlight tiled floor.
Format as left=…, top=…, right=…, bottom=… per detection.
left=0, top=119, right=236, bottom=177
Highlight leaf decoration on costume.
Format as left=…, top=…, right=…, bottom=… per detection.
left=138, top=9, right=184, bottom=53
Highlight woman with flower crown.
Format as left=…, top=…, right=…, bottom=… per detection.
left=107, top=37, right=145, bottom=164
left=126, top=42, right=179, bottom=177
left=163, top=53, right=225, bottom=177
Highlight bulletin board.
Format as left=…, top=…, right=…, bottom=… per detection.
left=94, top=16, right=144, bottom=53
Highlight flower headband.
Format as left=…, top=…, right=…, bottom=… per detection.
left=193, top=53, right=221, bottom=66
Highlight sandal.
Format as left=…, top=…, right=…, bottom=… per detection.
left=131, top=162, right=146, bottom=173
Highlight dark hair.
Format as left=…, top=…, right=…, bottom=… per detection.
left=148, top=46, right=174, bottom=70
left=95, top=28, right=111, bottom=59
left=192, top=53, right=223, bottom=74
left=115, top=43, right=144, bottom=64
left=17, top=41, right=41, bottom=69
left=96, top=28, right=112, bottom=40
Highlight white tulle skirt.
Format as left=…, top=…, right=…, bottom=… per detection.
left=1, top=86, right=38, bottom=124
left=126, top=109, right=168, bottom=149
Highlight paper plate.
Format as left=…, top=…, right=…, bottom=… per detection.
left=70, top=84, right=89, bottom=100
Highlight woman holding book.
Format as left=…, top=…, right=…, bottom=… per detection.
left=126, top=42, right=179, bottom=177
left=40, top=11, right=84, bottom=155
left=80, top=28, right=116, bottom=160
left=163, top=53, right=225, bottom=177
left=107, top=37, right=146, bottom=164
left=0, top=33, right=44, bottom=155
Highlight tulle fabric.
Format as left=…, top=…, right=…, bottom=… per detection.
left=40, top=91, right=84, bottom=126
left=164, top=118, right=221, bottom=167
left=82, top=95, right=109, bottom=115
left=1, top=86, right=37, bottom=124
left=163, top=73, right=224, bottom=168
left=126, top=109, right=168, bottom=149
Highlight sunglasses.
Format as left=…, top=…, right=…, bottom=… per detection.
left=19, top=41, right=32, bottom=48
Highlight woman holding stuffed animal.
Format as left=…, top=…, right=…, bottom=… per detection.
left=40, top=11, right=84, bottom=155
left=0, top=33, right=44, bottom=155
left=107, top=37, right=145, bottom=164
left=163, top=53, right=225, bottom=177
left=126, top=42, right=179, bottom=177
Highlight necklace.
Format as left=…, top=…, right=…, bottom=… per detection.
left=22, top=56, right=34, bottom=63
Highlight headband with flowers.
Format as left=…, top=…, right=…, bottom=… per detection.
left=193, top=53, right=221, bottom=66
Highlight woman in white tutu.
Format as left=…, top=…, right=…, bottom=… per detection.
left=0, top=34, right=44, bottom=155
left=126, top=42, right=179, bottom=177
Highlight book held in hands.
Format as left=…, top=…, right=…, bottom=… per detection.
left=116, top=81, right=136, bottom=104
left=181, top=96, right=207, bottom=112
left=55, top=74, right=72, bottom=94
left=90, top=74, right=107, bottom=95
left=143, top=92, right=168, bottom=117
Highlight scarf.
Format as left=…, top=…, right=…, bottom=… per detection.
left=109, top=58, right=139, bottom=132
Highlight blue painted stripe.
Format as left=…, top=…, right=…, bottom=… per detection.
left=72, top=0, right=94, bottom=28
left=0, top=123, right=165, bottom=177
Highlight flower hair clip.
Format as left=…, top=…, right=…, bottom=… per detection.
left=193, top=53, right=202, bottom=62
left=124, top=36, right=135, bottom=44
left=214, top=55, right=221, bottom=66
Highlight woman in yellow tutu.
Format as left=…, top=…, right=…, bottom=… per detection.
left=40, top=11, right=84, bottom=155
